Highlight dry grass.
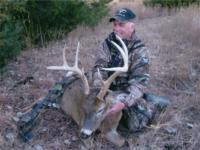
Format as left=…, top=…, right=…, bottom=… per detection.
left=108, top=2, right=200, bottom=149
left=108, top=0, right=178, bottom=20
left=154, top=5, right=200, bottom=93
left=161, top=5, right=200, bottom=46
left=140, top=4, right=200, bottom=149
left=0, top=1, right=200, bottom=150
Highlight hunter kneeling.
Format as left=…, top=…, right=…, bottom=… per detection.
left=91, top=8, right=170, bottom=144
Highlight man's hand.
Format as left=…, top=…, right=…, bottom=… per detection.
left=106, top=101, right=125, bottom=117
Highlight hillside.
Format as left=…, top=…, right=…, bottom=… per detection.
left=0, top=2, right=200, bottom=150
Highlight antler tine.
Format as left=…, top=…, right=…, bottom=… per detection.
left=47, top=42, right=90, bottom=95
left=97, top=68, right=104, bottom=85
left=75, top=42, right=79, bottom=68
left=102, top=35, right=128, bottom=72
left=97, top=35, right=129, bottom=101
left=118, top=34, right=128, bottom=60
left=47, top=44, right=68, bottom=70
left=63, top=43, right=68, bottom=67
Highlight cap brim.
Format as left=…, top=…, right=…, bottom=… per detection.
left=109, top=16, right=134, bottom=23
left=109, top=17, right=116, bottom=22
left=109, top=16, right=126, bottom=22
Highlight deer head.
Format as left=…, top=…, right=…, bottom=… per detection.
left=47, top=35, right=128, bottom=145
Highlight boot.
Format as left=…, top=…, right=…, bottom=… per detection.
left=143, top=93, right=171, bottom=111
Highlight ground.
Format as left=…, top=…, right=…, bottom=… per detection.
left=0, top=2, right=200, bottom=150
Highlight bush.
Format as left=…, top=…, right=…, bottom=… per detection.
left=8, top=0, right=108, bottom=45
left=0, top=0, right=108, bottom=68
left=144, top=0, right=200, bottom=8
left=0, top=1, right=24, bottom=68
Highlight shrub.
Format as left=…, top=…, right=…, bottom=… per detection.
left=8, top=0, right=108, bottom=45
left=0, top=0, right=108, bottom=68
left=144, top=0, right=200, bottom=8
left=0, top=1, right=24, bottom=68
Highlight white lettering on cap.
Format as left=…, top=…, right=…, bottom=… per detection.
left=118, top=9, right=127, bottom=17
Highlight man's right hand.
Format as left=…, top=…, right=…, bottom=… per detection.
left=106, top=101, right=125, bottom=117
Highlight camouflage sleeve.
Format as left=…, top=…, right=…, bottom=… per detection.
left=94, top=40, right=110, bottom=68
left=120, top=84, right=144, bottom=107
left=120, top=46, right=150, bottom=107
left=92, top=40, right=110, bottom=87
left=128, top=46, right=150, bottom=86
left=94, top=32, right=117, bottom=69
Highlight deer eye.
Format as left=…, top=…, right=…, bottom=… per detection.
left=96, top=108, right=104, bottom=117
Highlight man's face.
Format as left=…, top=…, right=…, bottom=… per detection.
left=112, top=20, right=135, bottom=39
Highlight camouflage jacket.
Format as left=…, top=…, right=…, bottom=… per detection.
left=93, top=32, right=150, bottom=107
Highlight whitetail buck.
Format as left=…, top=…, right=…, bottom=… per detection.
left=47, top=35, right=129, bottom=146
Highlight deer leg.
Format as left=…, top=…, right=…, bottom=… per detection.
left=101, top=112, right=125, bottom=146
left=104, top=128, right=125, bottom=147
left=80, top=136, right=95, bottom=149
left=17, top=76, right=78, bottom=142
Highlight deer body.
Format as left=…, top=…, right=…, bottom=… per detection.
left=60, top=78, right=125, bottom=146
left=60, top=80, right=85, bottom=126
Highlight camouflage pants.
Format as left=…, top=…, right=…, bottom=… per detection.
left=109, top=85, right=156, bottom=134
left=119, top=99, right=155, bottom=133
left=114, top=89, right=156, bottom=134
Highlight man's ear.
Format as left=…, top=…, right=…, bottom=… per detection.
left=131, top=22, right=135, bottom=29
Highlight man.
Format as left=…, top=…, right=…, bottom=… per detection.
left=93, top=8, right=157, bottom=132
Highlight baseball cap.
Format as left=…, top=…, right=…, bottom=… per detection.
left=109, top=8, right=136, bottom=22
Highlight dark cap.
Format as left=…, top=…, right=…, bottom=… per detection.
left=109, top=8, right=136, bottom=22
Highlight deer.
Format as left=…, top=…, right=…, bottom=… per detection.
left=46, top=34, right=129, bottom=146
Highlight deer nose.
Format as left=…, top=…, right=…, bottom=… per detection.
left=80, top=129, right=92, bottom=139
left=80, top=132, right=90, bottom=139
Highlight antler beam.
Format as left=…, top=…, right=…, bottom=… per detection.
left=47, top=43, right=90, bottom=95
left=97, top=35, right=129, bottom=101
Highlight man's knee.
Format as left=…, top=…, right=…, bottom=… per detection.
left=119, top=103, right=154, bottom=132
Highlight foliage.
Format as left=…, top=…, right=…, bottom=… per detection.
left=10, top=0, right=108, bottom=44
left=144, top=0, right=200, bottom=8
left=0, top=1, right=24, bottom=68
left=0, top=0, right=108, bottom=68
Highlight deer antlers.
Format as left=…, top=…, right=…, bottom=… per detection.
left=47, top=35, right=128, bottom=99
left=47, top=43, right=90, bottom=95
left=97, top=35, right=129, bottom=101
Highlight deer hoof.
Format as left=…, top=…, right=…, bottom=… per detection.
left=105, top=130, right=125, bottom=147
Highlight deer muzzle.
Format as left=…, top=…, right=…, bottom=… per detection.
left=80, top=128, right=92, bottom=139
